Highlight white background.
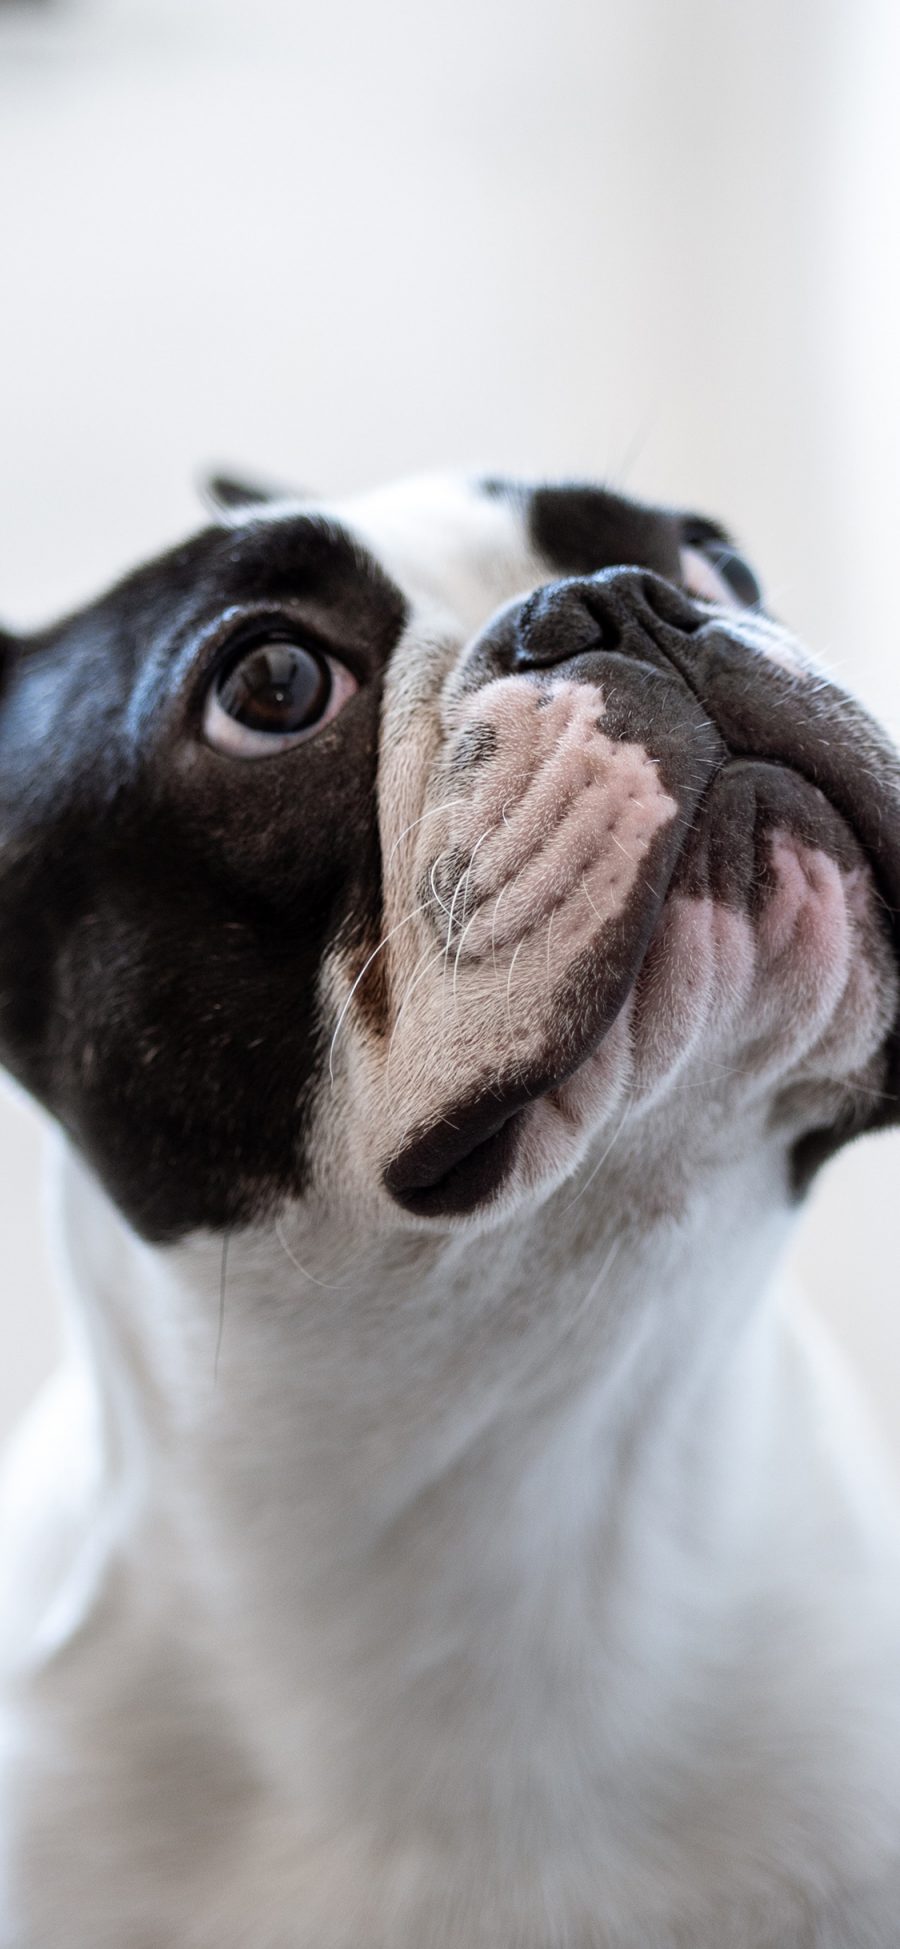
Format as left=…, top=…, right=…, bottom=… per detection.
left=0, top=0, right=898, bottom=1451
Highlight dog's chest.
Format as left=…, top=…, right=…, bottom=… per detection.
left=10, top=1510, right=900, bottom=1949
left=63, top=1786, right=898, bottom=1949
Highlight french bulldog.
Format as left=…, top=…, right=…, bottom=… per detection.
left=1, top=472, right=900, bottom=1948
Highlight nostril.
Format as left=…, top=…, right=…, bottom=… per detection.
left=512, top=587, right=615, bottom=668
left=509, top=567, right=701, bottom=677
left=639, top=574, right=703, bottom=634
left=579, top=592, right=622, bottom=654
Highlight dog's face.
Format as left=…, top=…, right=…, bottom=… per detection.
left=0, top=474, right=898, bottom=1241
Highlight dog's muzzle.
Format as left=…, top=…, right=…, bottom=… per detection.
left=384, top=568, right=900, bottom=1214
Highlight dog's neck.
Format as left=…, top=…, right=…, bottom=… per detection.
left=38, top=1138, right=900, bottom=1933
left=58, top=1138, right=797, bottom=1732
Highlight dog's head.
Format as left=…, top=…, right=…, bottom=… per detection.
left=1, top=474, right=898, bottom=1241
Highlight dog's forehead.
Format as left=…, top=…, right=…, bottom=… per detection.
left=327, top=475, right=535, bottom=626
left=317, top=474, right=682, bottom=634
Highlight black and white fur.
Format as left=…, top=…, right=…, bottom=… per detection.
left=1, top=473, right=900, bottom=1948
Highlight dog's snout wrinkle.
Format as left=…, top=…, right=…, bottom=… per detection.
left=421, top=563, right=900, bottom=1209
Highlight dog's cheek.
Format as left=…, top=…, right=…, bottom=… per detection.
left=631, top=836, right=898, bottom=1146
left=628, top=896, right=757, bottom=1105
left=762, top=840, right=899, bottom=1146
left=741, top=837, right=893, bottom=1090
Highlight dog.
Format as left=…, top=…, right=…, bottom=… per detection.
left=1, top=470, right=900, bottom=1948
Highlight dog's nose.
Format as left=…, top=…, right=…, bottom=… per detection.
left=509, top=568, right=703, bottom=673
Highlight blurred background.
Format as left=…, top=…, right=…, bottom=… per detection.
left=1, top=0, right=898, bottom=1452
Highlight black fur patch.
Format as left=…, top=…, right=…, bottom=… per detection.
left=527, top=481, right=685, bottom=582
left=0, top=517, right=407, bottom=1239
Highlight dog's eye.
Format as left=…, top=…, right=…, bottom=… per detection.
left=680, top=538, right=764, bottom=611
left=203, top=633, right=358, bottom=757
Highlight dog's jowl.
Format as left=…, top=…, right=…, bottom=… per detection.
left=2, top=474, right=900, bottom=1948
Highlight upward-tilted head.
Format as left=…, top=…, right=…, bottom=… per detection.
left=5, top=475, right=900, bottom=1949
left=0, top=473, right=898, bottom=1242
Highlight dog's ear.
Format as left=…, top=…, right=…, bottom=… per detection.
left=198, top=468, right=306, bottom=521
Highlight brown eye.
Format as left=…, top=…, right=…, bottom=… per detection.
left=203, top=631, right=358, bottom=758
left=218, top=638, right=331, bottom=732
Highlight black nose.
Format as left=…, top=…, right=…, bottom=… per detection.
left=509, top=567, right=704, bottom=672
left=458, top=565, right=725, bottom=800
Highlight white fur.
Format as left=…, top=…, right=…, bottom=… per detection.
left=2, top=477, right=900, bottom=1948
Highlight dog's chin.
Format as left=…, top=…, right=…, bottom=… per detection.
left=383, top=883, right=687, bottom=1224
left=383, top=758, right=896, bottom=1226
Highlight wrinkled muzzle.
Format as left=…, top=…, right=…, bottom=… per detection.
left=378, top=570, right=900, bottom=1218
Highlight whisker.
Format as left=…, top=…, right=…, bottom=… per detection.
left=328, top=904, right=427, bottom=1085
left=505, top=938, right=526, bottom=1067
left=451, top=825, right=494, bottom=1007
left=386, top=942, right=448, bottom=1093
left=275, top=1213, right=357, bottom=1292
left=386, top=797, right=465, bottom=868
left=443, top=860, right=471, bottom=959
left=444, top=823, right=494, bottom=951
left=790, top=1072, right=895, bottom=1102
left=571, top=1235, right=623, bottom=1323
left=561, top=1104, right=631, bottom=1212
left=430, top=854, right=455, bottom=918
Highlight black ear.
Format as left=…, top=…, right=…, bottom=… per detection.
left=198, top=468, right=307, bottom=521
left=0, top=626, right=17, bottom=681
